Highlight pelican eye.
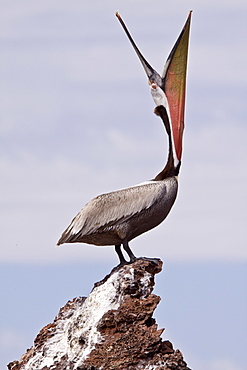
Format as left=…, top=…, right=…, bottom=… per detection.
left=151, top=82, right=157, bottom=89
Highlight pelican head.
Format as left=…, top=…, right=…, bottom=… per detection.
left=116, top=11, right=192, bottom=170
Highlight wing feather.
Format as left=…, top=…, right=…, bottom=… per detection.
left=65, top=181, right=168, bottom=237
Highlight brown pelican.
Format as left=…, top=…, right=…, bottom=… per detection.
left=56, top=12, right=192, bottom=264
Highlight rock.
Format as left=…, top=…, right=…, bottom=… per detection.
left=7, top=258, right=190, bottom=370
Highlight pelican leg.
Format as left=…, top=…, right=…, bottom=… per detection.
left=115, top=245, right=127, bottom=265
left=123, top=241, right=137, bottom=263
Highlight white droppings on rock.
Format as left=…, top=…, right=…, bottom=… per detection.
left=22, top=263, right=156, bottom=370
left=140, top=273, right=154, bottom=297
left=8, top=259, right=190, bottom=370
left=24, top=270, right=123, bottom=369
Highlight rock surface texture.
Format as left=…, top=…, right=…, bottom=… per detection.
left=8, top=259, right=190, bottom=370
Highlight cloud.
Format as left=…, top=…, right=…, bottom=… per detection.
left=1, top=116, right=246, bottom=264
left=0, top=329, right=28, bottom=351
left=189, top=356, right=245, bottom=370
left=210, top=358, right=244, bottom=370
left=1, top=1, right=247, bottom=264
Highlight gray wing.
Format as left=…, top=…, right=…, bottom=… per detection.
left=57, top=180, right=172, bottom=242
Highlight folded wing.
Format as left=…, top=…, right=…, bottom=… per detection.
left=57, top=181, right=168, bottom=244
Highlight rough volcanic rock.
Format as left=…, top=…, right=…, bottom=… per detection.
left=8, top=258, right=190, bottom=370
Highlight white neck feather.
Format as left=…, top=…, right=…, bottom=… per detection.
left=150, top=83, right=179, bottom=167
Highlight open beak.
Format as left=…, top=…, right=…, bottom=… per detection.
left=115, top=11, right=162, bottom=87
left=116, top=11, right=192, bottom=162
left=162, top=11, right=192, bottom=161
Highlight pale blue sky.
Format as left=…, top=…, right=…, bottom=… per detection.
left=1, top=1, right=246, bottom=369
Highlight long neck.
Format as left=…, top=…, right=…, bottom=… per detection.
left=153, top=105, right=181, bottom=181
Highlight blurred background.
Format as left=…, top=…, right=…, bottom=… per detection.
left=1, top=1, right=246, bottom=369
